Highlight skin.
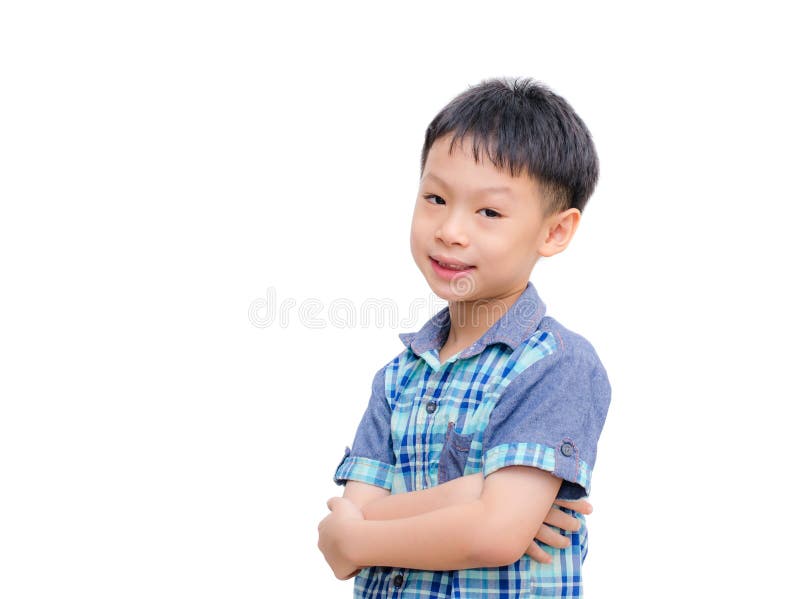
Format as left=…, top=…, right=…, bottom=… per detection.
left=340, top=476, right=592, bottom=576
left=319, top=133, right=589, bottom=579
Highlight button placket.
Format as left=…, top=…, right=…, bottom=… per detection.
left=420, top=368, right=457, bottom=488
left=414, top=381, right=433, bottom=490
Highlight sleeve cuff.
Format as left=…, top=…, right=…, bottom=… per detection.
left=333, top=447, right=394, bottom=489
left=483, top=441, right=592, bottom=496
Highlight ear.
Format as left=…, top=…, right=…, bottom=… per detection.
left=538, top=208, right=581, bottom=258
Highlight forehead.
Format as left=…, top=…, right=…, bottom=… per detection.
left=422, top=133, right=542, bottom=200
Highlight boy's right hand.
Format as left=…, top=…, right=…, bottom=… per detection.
left=318, top=496, right=366, bottom=580
left=525, top=499, right=593, bottom=564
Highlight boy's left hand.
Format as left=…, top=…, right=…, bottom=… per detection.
left=526, top=498, right=593, bottom=564
left=318, top=496, right=365, bottom=580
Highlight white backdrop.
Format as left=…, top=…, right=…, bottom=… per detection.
left=2, top=1, right=798, bottom=597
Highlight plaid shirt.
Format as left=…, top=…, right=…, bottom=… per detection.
left=334, top=281, right=611, bottom=599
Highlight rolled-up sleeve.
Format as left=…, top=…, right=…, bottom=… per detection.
left=333, top=363, right=395, bottom=489
left=482, top=341, right=611, bottom=500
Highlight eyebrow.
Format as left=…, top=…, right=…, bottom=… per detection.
left=423, top=172, right=512, bottom=196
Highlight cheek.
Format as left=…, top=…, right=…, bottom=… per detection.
left=409, top=216, right=426, bottom=256
left=410, top=209, right=431, bottom=242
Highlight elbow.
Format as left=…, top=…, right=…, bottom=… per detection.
left=471, top=537, right=527, bottom=568
left=468, top=515, right=531, bottom=567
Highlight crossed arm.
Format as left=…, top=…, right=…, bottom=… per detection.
left=318, top=466, right=591, bottom=579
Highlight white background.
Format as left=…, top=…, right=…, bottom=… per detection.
left=2, top=1, right=798, bottom=597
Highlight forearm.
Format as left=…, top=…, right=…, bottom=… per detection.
left=347, top=499, right=508, bottom=571
left=361, top=473, right=483, bottom=520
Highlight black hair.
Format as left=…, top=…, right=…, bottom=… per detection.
left=420, top=77, right=599, bottom=215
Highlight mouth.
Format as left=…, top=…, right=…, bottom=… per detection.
left=429, top=256, right=476, bottom=276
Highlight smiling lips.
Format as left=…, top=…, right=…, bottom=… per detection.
left=429, top=256, right=475, bottom=279
left=430, top=255, right=474, bottom=270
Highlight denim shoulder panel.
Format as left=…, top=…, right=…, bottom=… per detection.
left=482, top=315, right=612, bottom=499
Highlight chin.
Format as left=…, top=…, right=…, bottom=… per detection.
left=431, top=275, right=480, bottom=303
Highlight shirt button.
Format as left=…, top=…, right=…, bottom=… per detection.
left=393, top=574, right=404, bottom=587
left=426, top=400, right=437, bottom=414
left=560, top=442, right=574, bottom=457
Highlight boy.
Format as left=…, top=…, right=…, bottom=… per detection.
left=318, top=77, right=611, bottom=598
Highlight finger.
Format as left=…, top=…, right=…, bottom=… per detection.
left=534, top=524, right=571, bottom=549
left=525, top=541, right=552, bottom=564
left=554, top=498, right=593, bottom=515
left=543, top=507, right=581, bottom=532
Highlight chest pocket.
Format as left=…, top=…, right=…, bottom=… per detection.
left=437, top=422, right=475, bottom=484
left=436, top=375, right=503, bottom=485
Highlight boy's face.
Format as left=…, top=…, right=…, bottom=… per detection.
left=411, top=133, right=554, bottom=303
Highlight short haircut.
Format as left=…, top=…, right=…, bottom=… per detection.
left=420, top=77, right=599, bottom=216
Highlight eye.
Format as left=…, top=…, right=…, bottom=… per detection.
left=478, top=208, right=502, bottom=219
left=423, top=194, right=446, bottom=205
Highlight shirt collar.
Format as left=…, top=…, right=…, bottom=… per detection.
left=398, top=281, right=547, bottom=360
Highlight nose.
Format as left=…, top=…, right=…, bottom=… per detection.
left=435, top=209, right=469, bottom=247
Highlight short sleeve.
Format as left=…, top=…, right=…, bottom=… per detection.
left=333, top=364, right=395, bottom=489
left=482, top=344, right=611, bottom=500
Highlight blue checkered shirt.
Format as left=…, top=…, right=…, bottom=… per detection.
left=334, top=281, right=612, bottom=598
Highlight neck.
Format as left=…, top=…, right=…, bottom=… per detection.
left=445, top=284, right=526, bottom=347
